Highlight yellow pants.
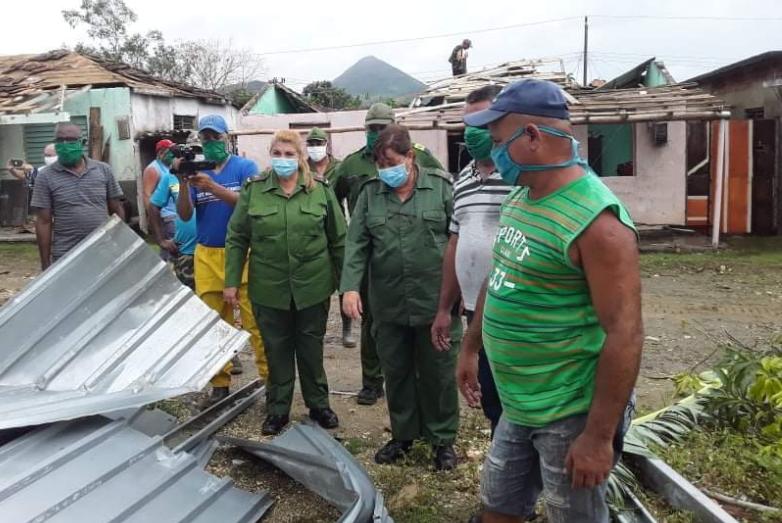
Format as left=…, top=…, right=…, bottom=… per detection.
left=195, top=244, right=268, bottom=388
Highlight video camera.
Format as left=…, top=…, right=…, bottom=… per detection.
left=169, top=144, right=216, bottom=176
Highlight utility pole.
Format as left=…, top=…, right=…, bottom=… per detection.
left=583, top=16, right=589, bottom=87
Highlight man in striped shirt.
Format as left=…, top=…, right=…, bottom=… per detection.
left=458, top=80, right=643, bottom=522
left=31, top=123, right=125, bottom=270
left=431, top=85, right=511, bottom=435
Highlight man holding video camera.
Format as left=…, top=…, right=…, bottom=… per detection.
left=175, top=114, right=268, bottom=406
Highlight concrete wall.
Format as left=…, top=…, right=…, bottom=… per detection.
left=238, top=110, right=449, bottom=172
left=576, top=121, right=687, bottom=226
left=130, top=95, right=240, bottom=134
left=64, top=88, right=136, bottom=182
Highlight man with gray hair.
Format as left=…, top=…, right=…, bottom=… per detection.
left=31, top=123, right=125, bottom=270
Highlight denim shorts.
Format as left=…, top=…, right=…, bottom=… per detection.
left=480, top=399, right=634, bottom=522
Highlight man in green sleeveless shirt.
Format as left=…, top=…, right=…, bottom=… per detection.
left=458, top=79, right=644, bottom=523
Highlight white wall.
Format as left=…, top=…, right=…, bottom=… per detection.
left=130, top=94, right=239, bottom=134
left=576, top=122, right=687, bottom=226
left=238, top=111, right=449, bottom=173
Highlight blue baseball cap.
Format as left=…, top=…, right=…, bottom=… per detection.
left=198, top=114, right=229, bottom=134
left=464, top=79, right=570, bottom=128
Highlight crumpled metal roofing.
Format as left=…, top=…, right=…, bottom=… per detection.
left=0, top=415, right=273, bottom=522
left=224, top=421, right=394, bottom=523
left=0, top=216, right=249, bottom=429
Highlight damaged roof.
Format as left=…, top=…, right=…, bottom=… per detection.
left=0, top=415, right=272, bottom=522
left=0, top=49, right=231, bottom=115
left=0, top=216, right=248, bottom=430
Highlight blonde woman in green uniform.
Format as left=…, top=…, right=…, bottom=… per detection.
left=224, top=130, right=347, bottom=435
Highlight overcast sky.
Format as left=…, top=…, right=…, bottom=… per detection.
left=5, top=0, right=782, bottom=91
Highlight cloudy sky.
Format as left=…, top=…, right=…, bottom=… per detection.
left=6, top=0, right=782, bottom=90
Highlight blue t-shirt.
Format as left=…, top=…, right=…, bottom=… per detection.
left=146, top=160, right=177, bottom=218
left=150, top=171, right=197, bottom=255
left=190, top=155, right=258, bottom=248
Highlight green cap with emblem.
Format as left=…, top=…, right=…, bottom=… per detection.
left=307, top=127, right=328, bottom=141
left=365, top=103, right=395, bottom=125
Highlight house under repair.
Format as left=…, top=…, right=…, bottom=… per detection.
left=0, top=50, right=238, bottom=226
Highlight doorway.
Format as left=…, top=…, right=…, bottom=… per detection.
left=752, top=119, right=777, bottom=235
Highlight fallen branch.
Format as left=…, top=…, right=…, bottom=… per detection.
left=702, top=488, right=782, bottom=514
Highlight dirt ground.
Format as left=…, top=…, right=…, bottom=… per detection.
left=1, top=237, right=781, bottom=522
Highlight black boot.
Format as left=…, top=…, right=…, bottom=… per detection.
left=262, top=414, right=290, bottom=435
left=433, top=444, right=457, bottom=471
left=374, top=439, right=412, bottom=464
left=309, top=407, right=339, bottom=429
left=356, top=385, right=384, bottom=406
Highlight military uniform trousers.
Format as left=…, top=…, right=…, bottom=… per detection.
left=360, top=277, right=383, bottom=390
left=194, top=244, right=268, bottom=388
left=253, top=299, right=331, bottom=416
left=373, top=316, right=462, bottom=445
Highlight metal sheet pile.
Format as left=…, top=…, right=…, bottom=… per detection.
left=0, top=217, right=392, bottom=523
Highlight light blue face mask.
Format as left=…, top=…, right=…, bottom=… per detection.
left=271, top=157, right=298, bottom=178
left=377, top=162, right=409, bottom=188
left=490, top=125, right=587, bottom=186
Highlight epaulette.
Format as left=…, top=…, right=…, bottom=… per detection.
left=413, top=143, right=429, bottom=153
left=315, top=177, right=330, bottom=187
left=425, top=168, right=454, bottom=184
left=244, top=172, right=268, bottom=186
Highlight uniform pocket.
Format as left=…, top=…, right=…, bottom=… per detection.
left=297, top=203, right=328, bottom=261
left=248, top=205, right=280, bottom=238
left=422, top=209, right=447, bottom=247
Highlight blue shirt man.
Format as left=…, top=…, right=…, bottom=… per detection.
left=175, top=114, right=267, bottom=402
left=149, top=169, right=196, bottom=256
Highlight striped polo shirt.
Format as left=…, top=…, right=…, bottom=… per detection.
left=482, top=171, right=636, bottom=427
left=30, top=158, right=123, bottom=259
left=450, top=162, right=513, bottom=311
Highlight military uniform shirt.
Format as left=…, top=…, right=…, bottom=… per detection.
left=333, top=144, right=445, bottom=215
left=340, top=165, right=453, bottom=326
left=225, top=170, right=346, bottom=311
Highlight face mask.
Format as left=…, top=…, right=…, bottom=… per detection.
left=271, top=157, right=299, bottom=178
left=366, top=130, right=380, bottom=151
left=161, top=150, right=175, bottom=166
left=307, top=146, right=328, bottom=162
left=377, top=162, right=408, bottom=188
left=464, top=126, right=493, bottom=161
left=44, top=156, right=57, bottom=166
left=54, top=142, right=83, bottom=167
left=491, top=125, right=586, bottom=186
left=202, top=140, right=230, bottom=164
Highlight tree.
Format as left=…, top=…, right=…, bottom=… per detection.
left=303, top=81, right=361, bottom=110
left=62, top=0, right=263, bottom=92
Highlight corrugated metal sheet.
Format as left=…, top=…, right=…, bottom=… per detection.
left=0, top=416, right=273, bottom=522
left=224, top=422, right=394, bottom=523
left=0, top=216, right=249, bottom=430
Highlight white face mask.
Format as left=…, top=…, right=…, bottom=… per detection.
left=307, top=146, right=328, bottom=162
left=44, top=156, right=57, bottom=166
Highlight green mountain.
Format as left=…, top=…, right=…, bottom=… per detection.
left=333, top=56, right=425, bottom=98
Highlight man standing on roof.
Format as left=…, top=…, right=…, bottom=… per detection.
left=142, top=139, right=177, bottom=261
left=174, top=114, right=267, bottom=407
left=431, top=84, right=510, bottom=437
left=332, top=103, right=445, bottom=406
left=457, top=79, right=643, bottom=523
left=31, top=123, right=125, bottom=270
left=449, top=39, right=472, bottom=76
left=307, top=127, right=355, bottom=349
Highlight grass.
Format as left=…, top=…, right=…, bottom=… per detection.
left=641, top=236, right=782, bottom=274
left=361, top=410, right=489, bottom=523
left=654, top=427, right=782, bottom=522
left=0, top=243, right=38, bottom=263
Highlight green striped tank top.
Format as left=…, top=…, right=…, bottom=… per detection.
left=482, top=171, right=636, bottom=427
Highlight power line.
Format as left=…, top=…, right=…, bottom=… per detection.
left=253, top=17, right=580, bottom=56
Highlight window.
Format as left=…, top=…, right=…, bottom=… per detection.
left=173, top=115, right=196, bottom=131
left=745, top=107, right=765, bottom=120
left=587, top=124, right=635, bottom=177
